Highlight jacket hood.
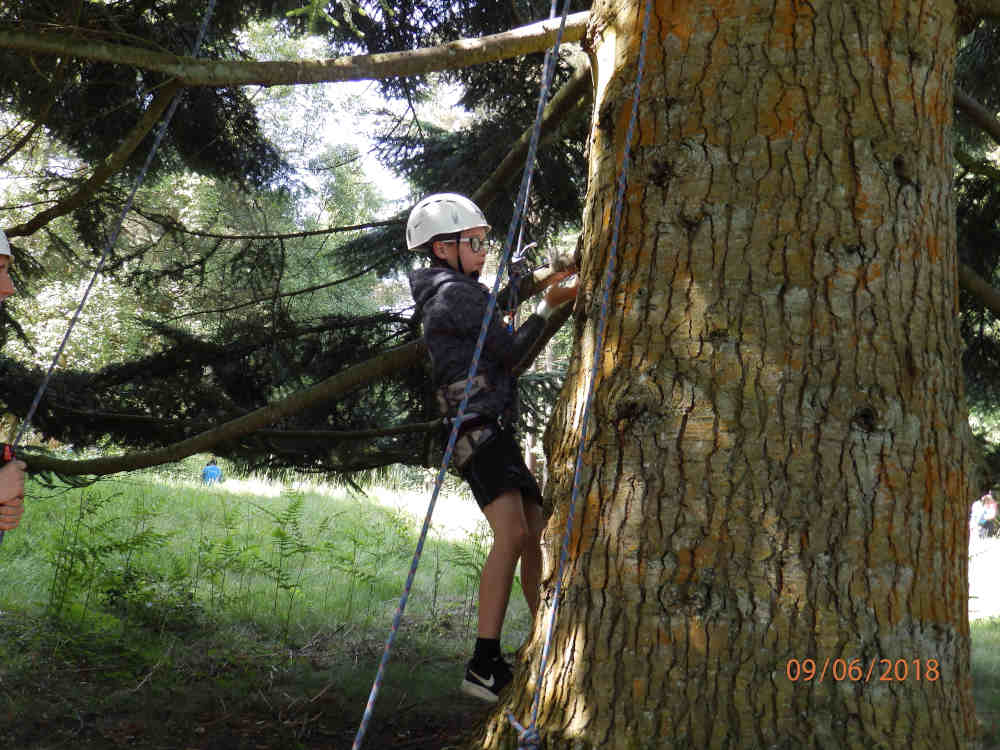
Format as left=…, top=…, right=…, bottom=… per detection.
left=408, top=266, right=480, bottom=309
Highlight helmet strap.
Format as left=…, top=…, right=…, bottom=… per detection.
left=452, top=232, right=466, bottom=276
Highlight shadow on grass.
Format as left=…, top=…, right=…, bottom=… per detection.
left=5, top=605, right=1000, bottom=748
left=0, top=606, right=497, bottom=750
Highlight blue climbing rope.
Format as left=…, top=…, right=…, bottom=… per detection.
left=506, top=0, right=559, bottom=335
left=505, top=1, right=653, bottom=747
left=0, top=0, right=218, bottom=545
left=350, top=3, right=576, bottom=749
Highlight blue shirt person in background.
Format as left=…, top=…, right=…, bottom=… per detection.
left=201, top=458, right=222, bottom=485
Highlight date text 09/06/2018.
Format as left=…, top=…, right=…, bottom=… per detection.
left=785, top=658, right=940, bottom=683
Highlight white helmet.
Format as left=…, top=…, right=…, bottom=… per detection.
left=0, top=230, right=9, bottom=257
left=405, top=193, right=490, bottom=251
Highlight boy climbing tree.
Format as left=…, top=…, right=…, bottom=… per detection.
left=406, top=193, right=577, bottom=702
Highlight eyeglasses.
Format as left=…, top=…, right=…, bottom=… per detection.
left=440, top=236, right=489, bottom=254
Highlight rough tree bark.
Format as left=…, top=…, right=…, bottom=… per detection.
left=485, top=1, right=973, bottom=748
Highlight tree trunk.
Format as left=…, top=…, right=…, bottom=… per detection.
left=484, top=1, right=974, bottom=748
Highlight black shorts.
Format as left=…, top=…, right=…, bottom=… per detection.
left=458, top=427, right=543, bottom=511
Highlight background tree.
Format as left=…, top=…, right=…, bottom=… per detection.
left=0, top=1, right=588, bottom=481
left=955, top=19, right=1000, bottom=480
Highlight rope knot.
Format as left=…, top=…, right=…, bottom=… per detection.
left=506, top=711, right=542, bottom=749
left=517, top=727, right=541, bottom=749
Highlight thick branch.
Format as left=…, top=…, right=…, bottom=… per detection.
left=22, top=263, right=573, bottom=476
left=957, top=1, right=1000, bottom=28
left=473, top=57, right=592, bottom=209
left=4, top=80, right=182, bottom=239
left=0, top=120, right=45, bottom=170
left=514, top=299, right=574, bottom=376
left=955, top=88, right=1000, bottom=148
left=959, top=262, right=1000, bottom=318
left=0, top=13, right=589, bottom=88
left=22, top=339, right=426, bottom=476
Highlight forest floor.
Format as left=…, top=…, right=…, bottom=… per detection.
left=0, top=606, right=498, bottom=750
left=4, top=599, right=1000, bottom=750
left=3, top=475, right=999, bottom=750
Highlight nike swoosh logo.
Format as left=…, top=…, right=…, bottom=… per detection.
left=469, top=669, right=495, bottom=688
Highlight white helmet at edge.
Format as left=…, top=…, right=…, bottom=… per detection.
left=405, top=193, right=490, bottom=251
left=0, top=229, right=10, bottom=257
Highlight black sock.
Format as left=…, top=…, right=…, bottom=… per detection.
left=473, top=637, right=501, bottom=665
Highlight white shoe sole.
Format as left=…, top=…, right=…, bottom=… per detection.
left=461, top=678, right=499, bottom=703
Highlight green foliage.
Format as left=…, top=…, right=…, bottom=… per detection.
left=953, top=19, right=1000, bottom=461
left=44, top=486, right=192, bottom=635
left=0, top=1, right=578, bottom=485
left=443, top=519, right=491, bottom=633
left=6, top=472, right=514, bottom=647
left=0, top=0, right=287, bottom=192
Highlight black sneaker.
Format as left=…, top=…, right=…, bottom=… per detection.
left=460, top=657, right=513, bottom=703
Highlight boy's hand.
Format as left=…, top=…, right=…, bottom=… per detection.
left=543, top=271, right=578, bottom=308
left=0, top=494, right=24, bottom=531
left=0, top=459, right=26, bottom=530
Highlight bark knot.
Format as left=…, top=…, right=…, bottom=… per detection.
left=851, top=405, right=879, bottom=434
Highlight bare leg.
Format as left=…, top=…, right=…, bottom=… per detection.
left=478, top=490, right=530, bottom=638
left=520, top=501, right=545, bottom=619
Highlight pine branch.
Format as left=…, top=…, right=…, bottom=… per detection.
left=132, top=207, right=401, bottom=241
left=21, top=339, right=426, bottom=476
left=952, top=89, right=1000, bottom=313
left=46, top=403, right=441, bottom=441
left=955, top=147, right=1000, bottom=181
left=19, top=262, right=572, bottom=477
left=0, top=13, right=590, bottom=88
left=4, top=79, right=182, bottom=240
left=473, top=56, right=592, bottom=210
left=164, top=252, right=398, bottom=321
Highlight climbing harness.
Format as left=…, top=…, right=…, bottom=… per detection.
left=0, top=0, right=218, bottom=545
left=504, top=0, right=653, bottom=747
left=350, top=2, right=575, bottom=748
left=435, top=375, right=498, bottom=469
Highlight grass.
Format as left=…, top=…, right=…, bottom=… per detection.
left=1, top=459, right=528, bottom=645
left=972, top=617, right=1000, bottom=746
left=0, top=458, right=526, bottom=749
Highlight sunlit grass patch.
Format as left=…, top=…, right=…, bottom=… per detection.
left=0, top=463, right=522, bottom=648
left=972, top=617, right=1000, bottom=745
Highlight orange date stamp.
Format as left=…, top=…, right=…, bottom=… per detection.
left=785, top=658, right=940, bottom=683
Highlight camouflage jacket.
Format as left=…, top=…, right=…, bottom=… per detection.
left=408, top=266, right=546, bottom=423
